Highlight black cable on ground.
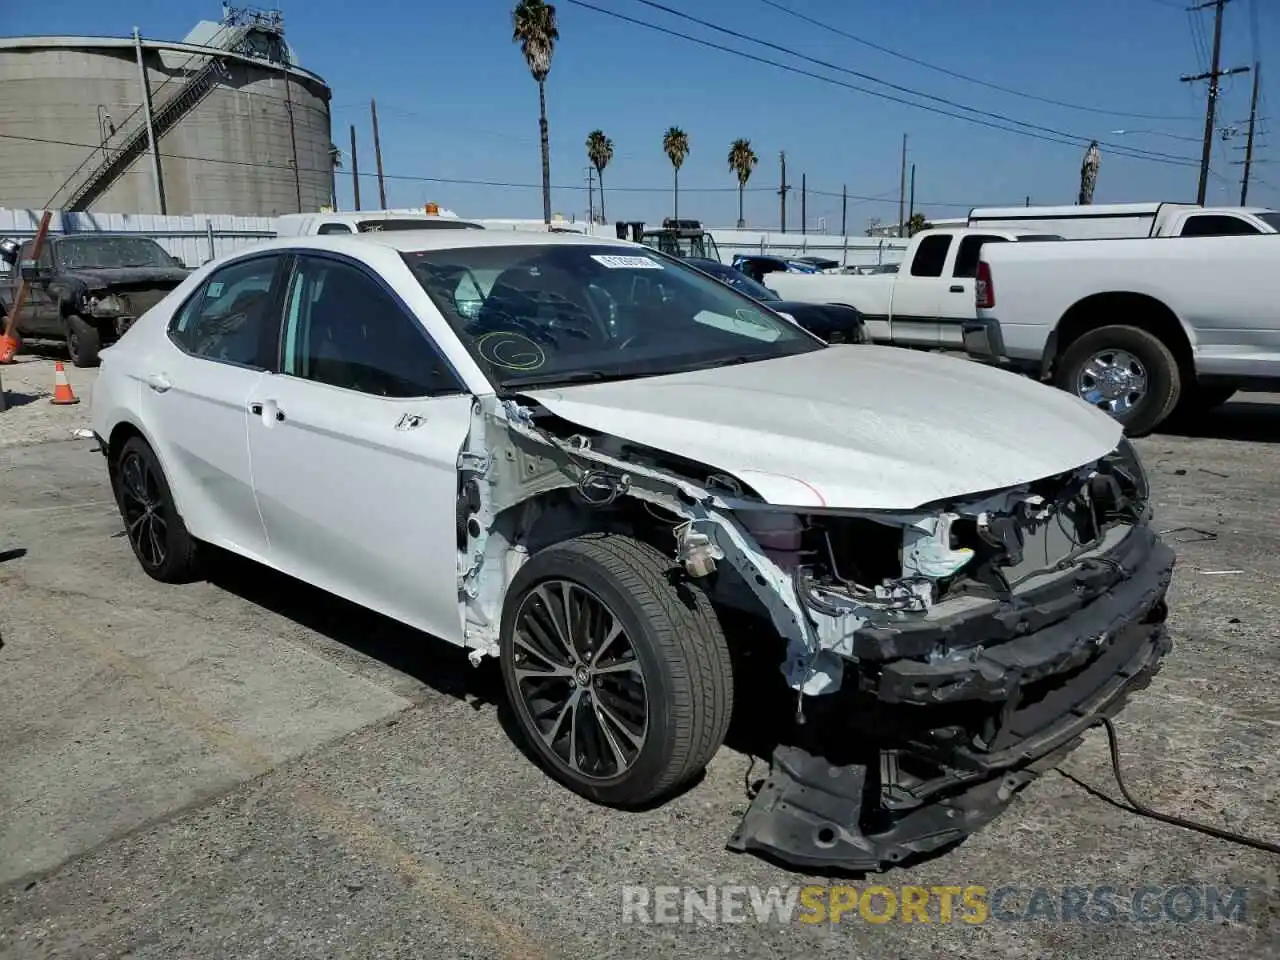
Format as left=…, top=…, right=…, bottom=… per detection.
left=1094, top=717, right=1280, bottom=856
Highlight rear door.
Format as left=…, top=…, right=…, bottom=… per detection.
left=245, top=252, right=473, bottom=644
left=889, top=233, right=953, bottom=345
left=141, top=251, right=285, bottom=561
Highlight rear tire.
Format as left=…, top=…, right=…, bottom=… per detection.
left=66, top=314, right=101, bottom=367
left=499, top=533, right=733, bottom=808
left=1054, top=325, right=1181, bottom=437
left=110, top=436, right=199, bottom=583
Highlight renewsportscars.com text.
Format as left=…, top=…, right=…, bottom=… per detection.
left=620, top=884, right=1249, bottom=925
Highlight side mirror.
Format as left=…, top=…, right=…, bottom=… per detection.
left=18, top=259, right=44, bottom=281
left=169, top=254, right=187, bottom=268
left=777, top=311, right=797, bottom=324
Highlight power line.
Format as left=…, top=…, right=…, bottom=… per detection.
left=755, top=0, right=1200, bottom=122
left=626, top=0, right=1199, bottom=163
left=568, top=0, right=1199, bottom=166
left=0, top=131, right=1009, bottom=210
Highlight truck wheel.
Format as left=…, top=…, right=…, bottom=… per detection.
left=499, top=532, right=734, bottom=808
left=1054, top=325, right=1181, bottom=437
left=65, top=314, right=102, bottom=367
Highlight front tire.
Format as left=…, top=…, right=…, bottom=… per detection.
left=1054, top=325, right=1181, bottom=437
left=110, top=436, right=199, bottom=583
left=66, top=314, right=102, bottom=367
left=499, top=533, right=733, bottom=807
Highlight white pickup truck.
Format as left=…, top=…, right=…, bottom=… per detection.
left=764, top=227, right=1059, bottom=348
left=968, top=202, right=1280, bottom=240
left=964, top=233, right=1280, bottom=436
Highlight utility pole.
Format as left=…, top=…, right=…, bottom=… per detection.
left=1181, top=0, right=1250, bottom=205
left=133, top=27, right=166, bottom=214
left=778, top=151, right=790, bottom=233
left=897, top=133, right=908, bottom=237
left=349, top=124, right=361, bottom=211
left=1238, top=61, right=1261, bottom=204
left=585, top=166, right=595, bottom=223
left=801, top=173, right=807, bottom=235
left=370, top=98, right=388, bottom=209
left=907, top=163, right=916, bottom=230
left=841, top=184, right=847, bottom=236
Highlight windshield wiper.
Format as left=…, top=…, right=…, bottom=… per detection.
left=501, top=369, right=643, bottom=389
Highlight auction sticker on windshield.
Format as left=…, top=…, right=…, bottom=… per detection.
left=591, top=254, right=664, bottom=269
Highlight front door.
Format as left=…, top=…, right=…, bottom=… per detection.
left=139, top=251, right=284, bottom=561
left=246, top=252, right=473, bottom=644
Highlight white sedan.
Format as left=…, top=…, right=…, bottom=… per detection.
left=91, top=230, right=1175, bottom=872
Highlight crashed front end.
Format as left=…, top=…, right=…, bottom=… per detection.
left=82, top=285, right=179, bottom=337
left=722, top=440, right=1174, bottom=870
left=459, top=398, right=1173, bottom=872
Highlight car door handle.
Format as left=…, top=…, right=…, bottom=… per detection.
left=949, top=285, right=964, bottom=293
left=145, top=373, right=172, bottom=393
left=249, top=401, right=285, bottom=422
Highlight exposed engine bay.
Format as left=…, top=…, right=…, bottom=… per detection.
left=454, top=394, right=1174, bottom=870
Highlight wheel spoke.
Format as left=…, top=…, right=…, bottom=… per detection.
left=592, top=692, right=645, bottom=750
left=594, top=657, right=642, bottom=677
left=514, top=628, right=572, bottom=671
left=534, top=584, right=577, bottom=664
left=590, top=620, right=624, bottom=666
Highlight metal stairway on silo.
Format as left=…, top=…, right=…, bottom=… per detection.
left=63, top=24, right=253, bottom=212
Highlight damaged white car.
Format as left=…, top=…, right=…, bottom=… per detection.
left=90, top=230, right=1174, bottom=871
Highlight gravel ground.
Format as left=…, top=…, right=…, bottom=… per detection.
left=0, top=355, right=97, bottom=448
left=0, top=393, right=1277, bottom=959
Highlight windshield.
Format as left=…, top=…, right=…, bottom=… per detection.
left=357, top=219, right=481, bottom=232
left=56, top=236, right=173, bottom=270
left=403, top=243, right=823, bottom=390
left=1258, top=212, right=1280, bottom=232
left=703, top=265, right=781, bottom=301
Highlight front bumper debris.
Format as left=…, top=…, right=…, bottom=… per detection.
left=727, top=526, right=1175, bottom=872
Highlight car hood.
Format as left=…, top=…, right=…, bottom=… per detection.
left=521, top=346, right=1122, bottom=510
left=64, top=266, right=189, bottom=288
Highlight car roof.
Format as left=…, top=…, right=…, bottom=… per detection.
left=273, top=229, right=637, bottom=254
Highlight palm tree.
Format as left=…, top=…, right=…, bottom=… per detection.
left=727, top=138, right=757, bottom=228
left=662, top=126, right=690, bottom=221
left=585, top=130, right=614, bottom=223
left=512, top=0, right=559, bottom=225
left=328, top=143, right=342, bottom=211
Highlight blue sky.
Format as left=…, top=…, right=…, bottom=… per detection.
left=8, top=0, right=1278, bottom=228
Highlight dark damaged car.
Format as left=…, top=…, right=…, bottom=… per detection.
left=0, top=234, right=190, bottom=366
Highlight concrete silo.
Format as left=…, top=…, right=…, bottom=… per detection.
left=0, top=7, right=334, bottom=216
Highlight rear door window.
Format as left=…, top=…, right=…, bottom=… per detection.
left=1177, top=215, right=1261, bottom=237
left=953, top=235, right=1009, bottom=278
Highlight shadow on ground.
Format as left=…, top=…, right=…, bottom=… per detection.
left=0, top=392, right=40, bottom=409
left=1158, top=399, right=1280, bottom=444
left=199, top=546, right=502, bottom=707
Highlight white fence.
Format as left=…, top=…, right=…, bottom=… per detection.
left=0, top=209, right=276, bottom=271
left=1, top=208, right=909, bottom=270
left=474, top=219, right=910, bottom=267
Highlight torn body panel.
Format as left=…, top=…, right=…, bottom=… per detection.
left=453, top=395, right=1172, bottom=872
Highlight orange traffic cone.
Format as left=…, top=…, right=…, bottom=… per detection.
left=0, top=333, right=19, bottom=365
left=50, top=361, right=79, bottom=405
